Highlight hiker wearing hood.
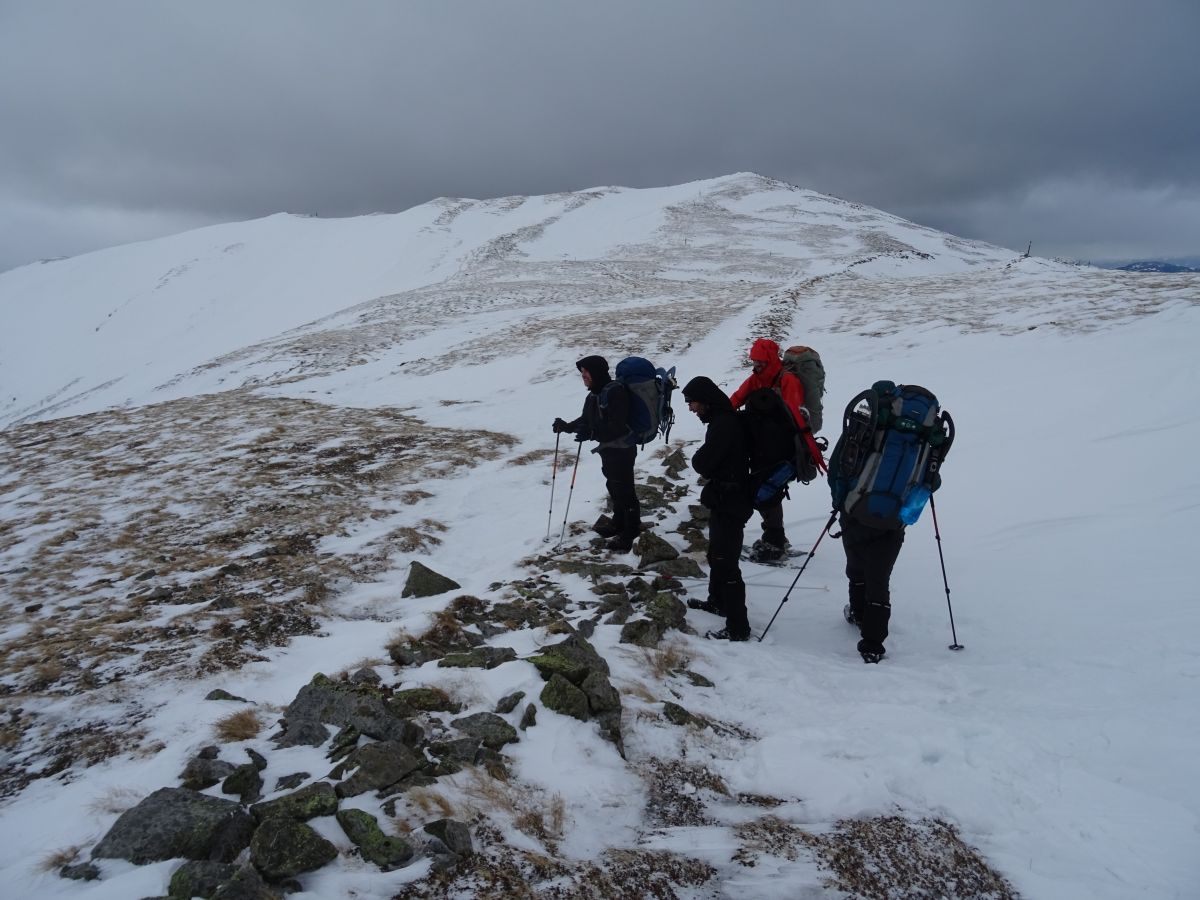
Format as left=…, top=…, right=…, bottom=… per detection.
left=727, top=338, right=809, bottom=562
left=682, top=376, right=753, bottom=641
left=552, top=355, right=642, bottom=552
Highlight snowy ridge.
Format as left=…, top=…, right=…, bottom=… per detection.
left=1, top=174, right=1198, bottom=898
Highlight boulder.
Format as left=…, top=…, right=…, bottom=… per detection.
left=211, top=865, right=280, bottom=899
left=645, top=556, right=705, bottom=579
left=401, top=562, right=461, bottom=598
left=251, top=782, right=338, bottom=822
left=168, top=860, right=237, bottom=898
left=525, top=634, right=609, bottom=686
left=619, top=618, right=664, bottom=648
left=449, top=712, right=518, bottom=749
left=437, top=646, right=517, bottom=669
left=580, top=671, right=621, bottom=714
left=494, top=691, right=525, bottom=714
left=519, top=704, right=537, bottom=730
left=249, top=818, right=337, bottom=881
left=274, top=674, right=423, bottom=748
left=180, top=756, right=238, bottom=790
left=393, top=687, right=461, bottom=712
left=645, top=592, right=688, bottom=631
left=222, top=764, right=264, bottom=804
left=539, top=674, right=589, bottom=721
left=635, top=532, right=680, bottom=566
left=336, top=809, right=414, bottom=870
left=422, top=818, right=473, bottom=856
left=92, top=787, right=254, bottom=864
left=334, top=741, right=424, bottom=798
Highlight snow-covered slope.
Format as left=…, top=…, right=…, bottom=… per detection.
left=1, top=173, right=1198, bottom=899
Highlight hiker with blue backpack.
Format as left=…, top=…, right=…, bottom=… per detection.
left=827, top=382, right=954, bottom=662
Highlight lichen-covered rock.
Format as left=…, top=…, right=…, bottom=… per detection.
left=645, top=592, right=688, bottom=630
left=550, top=559, right=635, bottom=579
left=336, top=809, right=414, bottom=871
left=251, top=781, right=338, bottom=822
left=526, top=633, right=609, bottom=685
left=634, top=483, right=668, bottom=511
left=539, top=674, right=589, bottom=721
left=645, top=556, right=705, bottom=578
left=249, top=818, right=337, bottom=881
left=393, top=687, right=461, bottom=712
left=205, top=689, right=250, bottom=703
left=210, top=864, right=279, bottom=899
left=401, top=561, right=461, bottom=598
left=275, top=674, right=423, bottom=748
left=168, top=860, right=237, bottom=898
left=422, top=818, right=473, bottom=856
left=450, top=712, right=518, bottom=749
left=619, top=618, right=664, bottom=648
left=334, top=740, right=424, bottom=798
left=636, top=531, right=680, bottom=566
left=437, top=646, right=517, bottom=669
left=92, top=787, right=254, bottom=864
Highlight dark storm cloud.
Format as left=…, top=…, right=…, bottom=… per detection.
left=1, top=0, right=1197, bottom=271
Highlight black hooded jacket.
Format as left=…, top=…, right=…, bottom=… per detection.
left=683, top=376, right=752, bottom=516
left=568, top=355, right=632, bottom=448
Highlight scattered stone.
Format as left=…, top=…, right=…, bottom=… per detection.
left=550, top=559, right=635, bottom=580
left=168, top=860, right=237, bottom=898
left=210, top=864, right=279, bottom=899
left=422, top=818, right=473, bottom=857
left=645, top=592, right=688, bottom=631
left=143, top=586, right=174, bottom=602
left=222, top=763, right=264, bottom=804
left=350, top=667, right=381, bottom=685
left=59, top=862, right=100, bottom=881
left=519, top=704, right=537, bottom=730
left=437, top=646, right=516, bottom=669
left=646, top=556, right=705, bottom=578
left=619, top=618, right=664, bottom=648
left=24, top=602, right=43, bottom=613
left=198, top=745, right=221, bottom=759
left=494, top=691, right=525, bottom=714
left=249, top=817, right=337, bottom=881
left=217, top=563, right=244, bottom=577
left=327, top=725, right=362, bottom=762
left=336, top=809, right=414, bottom=871
left=581, top=671, right=621, bottom=713
left=135, top=569, right=158, bottom=581
left=401, top=561, right=461, bottom=598
left=526, top=633, right=609, bottom=685
left=333, top=740, right=424, bottom=798
left=251, top=782, right=338, bottom=822
left=206, top=689, right=251, bottom=703
left=92, top=787, right=254, bottom=864
left=181, top=756, right=238, bottom=790
left=450, top=712, right=518, bottom=749
left=273, top=773, right=310, bottom=792
left=662, top=448, right=688, bottom=478
left=663, top=702, right=704, bottom=727
left=625, top=577, right=655, bottom=601
left=274, top=674, right=422, bottom=748
left=636, top=532, right=680, bottom=566
left=246, top=748, right=268, bottom=771
left=634, top=483, right=668, bottom=511
left=683, top=670, right=715, bottom=688
left=577, top=619, right=596, bottom=638
left=591, top=581, right=626, bottom=596
left=602, top=601, right=635, bottom=625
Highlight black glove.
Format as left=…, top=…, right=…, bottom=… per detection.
left=552, top=417, right=571, bottom=434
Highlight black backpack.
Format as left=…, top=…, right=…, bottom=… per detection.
left=828, top=381, right=954, bottom=529
left=739, top=387, right=818, bottom=510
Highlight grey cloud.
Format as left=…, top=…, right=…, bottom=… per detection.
left=1, top=0, right=1197, bottom=270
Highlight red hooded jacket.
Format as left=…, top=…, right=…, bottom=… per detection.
left=729, top=338, right=807, bottom=429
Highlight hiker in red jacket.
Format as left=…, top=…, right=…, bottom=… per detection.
left=728, top=338, right=820, bottom=562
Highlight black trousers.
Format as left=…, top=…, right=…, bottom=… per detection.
left=758, top=498, right=787, bottom=547
left=841, top=516, right=905, bottom=646
left=598, top=447, right=640, bottom=540
left=708, top=509, right=750, bottom=638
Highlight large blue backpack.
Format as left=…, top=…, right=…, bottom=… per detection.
left=606, top=356, right=677, bottom=447
left=828, top=381, right=954, bottom=529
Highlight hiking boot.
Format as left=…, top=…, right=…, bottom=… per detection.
left=606, top=535, right=635, bottom=553
left=857, top=638, right=886, bottom=664
left=843, top=604, right=860, bottom=626
left=748, top=541, right=785, bottom=563
left=687, top=598, right=722, bottom=615
left=593, top=517, right=620, bottom=538
left=706, top=627, right=750, bottom=642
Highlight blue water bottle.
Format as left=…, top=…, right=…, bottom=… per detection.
left=898, top=484, right=931, bottom=525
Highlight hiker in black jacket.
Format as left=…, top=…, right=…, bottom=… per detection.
left=553, top=355, right=642, bottom=552
left=681, top=376, right=753, bottom=641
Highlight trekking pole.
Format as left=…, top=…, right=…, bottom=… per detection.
left=930, top=495, right=963, bottom=650
left=544, top=433, right=562, bottom=542
left=556, top=441, right=583, bottom=547
left=758, top=510, right=838, bottom=642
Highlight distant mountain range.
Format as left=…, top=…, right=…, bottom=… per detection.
left=1114, top=260, right=1200, bottom=273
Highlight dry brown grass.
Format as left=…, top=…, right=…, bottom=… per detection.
left=38, top=844, right=85, bottom=873
left=213, top=709, right=263, bottom=742
left=86, top=785, right=143, bottom=816
left=509, top=448, right=555, bottom=466
left=640, top=639, right=691, bottom=680
left=405, top=786, right=458, bottom=819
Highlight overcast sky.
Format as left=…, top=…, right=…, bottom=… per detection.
left=2, top=1, right=1197, bottom=273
